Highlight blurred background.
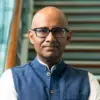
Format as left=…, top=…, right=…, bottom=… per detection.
left=0, top=0, right=100, bottom=82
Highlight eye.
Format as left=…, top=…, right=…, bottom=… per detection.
left=52, top=28, right=64, bottom=33
left=36, top=28, right=48, bottom=33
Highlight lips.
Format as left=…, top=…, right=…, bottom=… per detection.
left=42, top=43, right=60, bottom=50
left=45, top=43, right=59, bottom=47
left=43, top=46, right=58, bottom=51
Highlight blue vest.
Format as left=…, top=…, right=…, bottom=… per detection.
left=12, top=58, right=90, bottom=100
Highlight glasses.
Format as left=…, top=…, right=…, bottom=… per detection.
left=31, top=27, right=69, bottom=38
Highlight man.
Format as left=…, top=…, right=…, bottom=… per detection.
left=0, top=6, right=100, bottom=100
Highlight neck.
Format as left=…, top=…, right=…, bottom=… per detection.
left=37, top=55, right=61, bottom=69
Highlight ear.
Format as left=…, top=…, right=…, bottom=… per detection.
left=65, top=31, right=72, bottom=45
left=67, top=31, right=72, bottom=41
left=28, top=30, right=34, bottom=44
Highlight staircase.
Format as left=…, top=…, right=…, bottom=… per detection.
left=26, top=0, right=100, bottom=76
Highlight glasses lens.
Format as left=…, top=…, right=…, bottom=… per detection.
left=35, top=28, right=49, bottom=38
left=52, top=28, right=67, bottom=37
left=33, top=27, right=68, bottom=38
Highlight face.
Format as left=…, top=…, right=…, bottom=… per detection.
left=29, top=12, right=72, bottom=62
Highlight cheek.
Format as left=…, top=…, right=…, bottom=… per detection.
left=58, top=39, right=67, bottom=47
left=58, top=39, right=67, bottom=52
left=34, top=42, right=41, bottom=52
left=34, top=43, right=40, bottom=50
left=33, top=40, right=44, bottom=52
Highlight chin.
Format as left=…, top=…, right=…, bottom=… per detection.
left=41, top=50, right=62, bottom=60
left=43, top=53, right=60, bottom=59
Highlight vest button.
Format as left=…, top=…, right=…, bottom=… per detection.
left=47, top=72, right=51, bottom=76
left=50, top=90, right=54, bottom=94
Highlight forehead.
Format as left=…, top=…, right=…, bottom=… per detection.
left=32, top=12, right=68, bottom=28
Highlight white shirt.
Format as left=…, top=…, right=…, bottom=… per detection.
left=0, top=69, right=100, bottom=100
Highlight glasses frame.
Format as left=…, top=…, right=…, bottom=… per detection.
left=31, top=27, right=69, bottom=38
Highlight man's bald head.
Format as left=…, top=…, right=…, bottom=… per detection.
left=29, top=6, right=71, bottom=65
left=31, top=6, right=68, bottom=28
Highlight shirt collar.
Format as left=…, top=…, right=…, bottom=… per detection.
left=37, top=57, right=57, bottom=73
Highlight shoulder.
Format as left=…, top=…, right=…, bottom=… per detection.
left=0, top=69, right=12, bottom=82
left=0, top=69, right=17, bottom=99
left=65, top=64, right=100, bottom=99
left=0, top=69, right=15, bottom=91
left=88, top=72, right=100, bottom=100
left=64, top=64, right=90, bottom=85
left=88, top=72, right=100, bottom=89
left=12, top=62, right=30, bottom=70
left=10, top=61, right=36, bottom=81
left=65, top=64, right=88, bottom=76
left=11, top=62, right=33, bottom=74
left=88, top=72, right=99, bottom=83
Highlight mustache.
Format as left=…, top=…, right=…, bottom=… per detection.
left=45, top=42, right=59, bottom=47
left=33, top=41, right=59, bottom=46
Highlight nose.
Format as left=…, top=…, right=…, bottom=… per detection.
left=45, top=32, right=56, bottom=42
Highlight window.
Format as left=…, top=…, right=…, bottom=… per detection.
left=0, top=0, right=15, bottom=76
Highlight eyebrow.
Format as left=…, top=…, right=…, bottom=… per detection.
left=36, top=27, right=48, bottom=29
left=34, top=26, right=66, bottom=29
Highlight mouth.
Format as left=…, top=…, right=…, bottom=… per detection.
left=44, top=46, right=59, bottom=51
left=42, top=43, right=60, bottom=51
left=45, top=46, right=57, bottom=48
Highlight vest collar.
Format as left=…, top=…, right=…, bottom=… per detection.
left=31, top=57, right=66, bottom=76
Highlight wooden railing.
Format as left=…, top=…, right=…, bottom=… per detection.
left=5, top=0, right=22, bottom=69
